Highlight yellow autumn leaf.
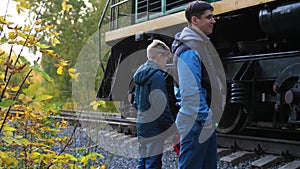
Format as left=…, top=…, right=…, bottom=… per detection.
left=0, top=16, right=7, bottom=24
left=71, top=73, right=78, bottom=81
left=4, top=92, right=10, bottom=99
left=100, top=164, right=107, bottom=169
left=20, top=0, right=30, bottom=9
left=37, top=43, right=50, bottom=49
left=46, top=24, right=54, bottom=29
left=40, top=50, right=54, bottom=55
left=30, top=152, right=41, bottom=159
left=35, top=27, right=41, bottom=32
left=94, top=152, right=105, bottom=159
left=57, top=66, right=64, bottom=75
left=90, top=101, right=99, bottom=110
left=60, top=60, right=69, bottom=66
left=1, top=153, right=18, bottom=166
left=18, top=31, right=27, bottom=39
left=3, top=126, right=16, bottom=132
left=90, top=153, right=97, bottom=161
left=35, top=20, right=41, bottom=25
left=25, top=79, right=31, bottom=85
left=68, top=68, right=76, bottom=73
left=10, top=86, right=20, bottom=92
left=49, top=31, right=59, bottom=38
left=65, top=154, right=78, bottom=162
left=16, top=4, right=25, bottom=14
left=13, top=25, right=22, bottom=30
left=60, top=120, right=68, bottom=128
left=0, top=16, right=13, bottom=25
left=0, top=73, right=5, bottom=80
left=80, top=155, right=89, bottom=166
left=19, top=95, right=32, bottom=104
left=24, top=25, right=31, bottom=32
left=62, top=1, right=73, bottom=12
left=51, top=37, right=60, bottom=46
left=68, top=68, right=78, bottom=81
left=8, top=32, right=17, bottom=39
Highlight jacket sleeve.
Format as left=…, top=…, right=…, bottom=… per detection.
left=149, top=72, right=175, bottom=129
left=177, top=50, right=211, bottom=124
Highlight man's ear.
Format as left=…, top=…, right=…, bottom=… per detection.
left=191, top=16, right=198, bottom=25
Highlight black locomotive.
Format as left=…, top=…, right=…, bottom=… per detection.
left=96, top=0, right=300, bottom=133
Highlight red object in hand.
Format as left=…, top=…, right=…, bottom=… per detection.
left=173, top=134, right=180, bottom=156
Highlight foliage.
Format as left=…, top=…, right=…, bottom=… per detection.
left=0, top=1, right=107, bottom=168
left=27, top=0, right=109, bottom=109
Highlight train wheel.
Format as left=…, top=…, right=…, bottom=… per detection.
left=217, top=103, right=248, bottom=133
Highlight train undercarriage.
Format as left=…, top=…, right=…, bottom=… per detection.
left=97, top=0, right=300, bottom=134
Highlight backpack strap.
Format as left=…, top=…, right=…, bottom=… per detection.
left=172, top=42, right=211, bottom=106
left=173, top=42, right=191, bottom=87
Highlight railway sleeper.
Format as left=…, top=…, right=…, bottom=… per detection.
left=278, top=160, right=300, bottom=169
left=220, top=151, right=257, bottom=166
left=251, top=155, right=286, bottom=169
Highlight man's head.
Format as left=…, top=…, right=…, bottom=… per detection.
left=185, top=0, right=216, bottom=35
left=147, top=39, right=171, bottom=69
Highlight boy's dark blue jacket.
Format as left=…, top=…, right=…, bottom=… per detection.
left=133, top=60, right=174, bottom=138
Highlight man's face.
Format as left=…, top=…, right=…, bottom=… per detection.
left=193, top=10, right=216, bottom=35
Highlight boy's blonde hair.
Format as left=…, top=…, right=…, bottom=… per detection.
left=147, top=39, right=171, bottom=60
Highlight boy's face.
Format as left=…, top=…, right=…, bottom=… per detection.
left=192, top=9, right=216, bottom=35
left=157, top=54, right=168, bottom=69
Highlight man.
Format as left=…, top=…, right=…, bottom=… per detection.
left=134, top=39, right=175, bottom=169
left=172, top=1, right=219, bottom=168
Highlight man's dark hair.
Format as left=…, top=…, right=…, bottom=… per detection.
left=185, top=0, right=214, bottom=22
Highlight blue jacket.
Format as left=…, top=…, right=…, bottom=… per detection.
left=134, top=60, right=174, bottom=138
left=172, top=27, right=212, bottom=125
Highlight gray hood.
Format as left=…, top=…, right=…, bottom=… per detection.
left=172, top=27, right=210, bottom=53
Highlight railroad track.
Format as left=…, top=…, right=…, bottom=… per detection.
left=218, top=133, right=300, bottom=169
left=52, top=110, right=137, bottom=135
left=54, top=110, right=300, bottom=168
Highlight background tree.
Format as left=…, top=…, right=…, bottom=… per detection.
left=28, top=0, right=109, bottom=109
left=0, top=0, right=107, bottom=168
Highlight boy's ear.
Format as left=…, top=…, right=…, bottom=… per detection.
left=156, top=54, right=162, bottom=60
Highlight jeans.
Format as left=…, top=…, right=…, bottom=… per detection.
left=176, top=119, right=217, bottom=169
left=136, top=138, right=164, bottom=169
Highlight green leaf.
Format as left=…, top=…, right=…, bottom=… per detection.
left=15, top=138, right=31, bottom=146
left=14, top=135, right=23, bottom=139
left=0, top=36, right=8, bottom=44
left=65, top=154, right=78, bottom=161
left=37, top=43, right=50, bottom=49
left=2, top=137, right=15, bottom=144
left=30, top=64, right=53, bottom=82
left=36, top=95, right=53, bottom=101
left=0, top=100, right=17, bottom=108
left=43, top=103, right=56, bottom=112
left=19, top=56, right=28, bottom=62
